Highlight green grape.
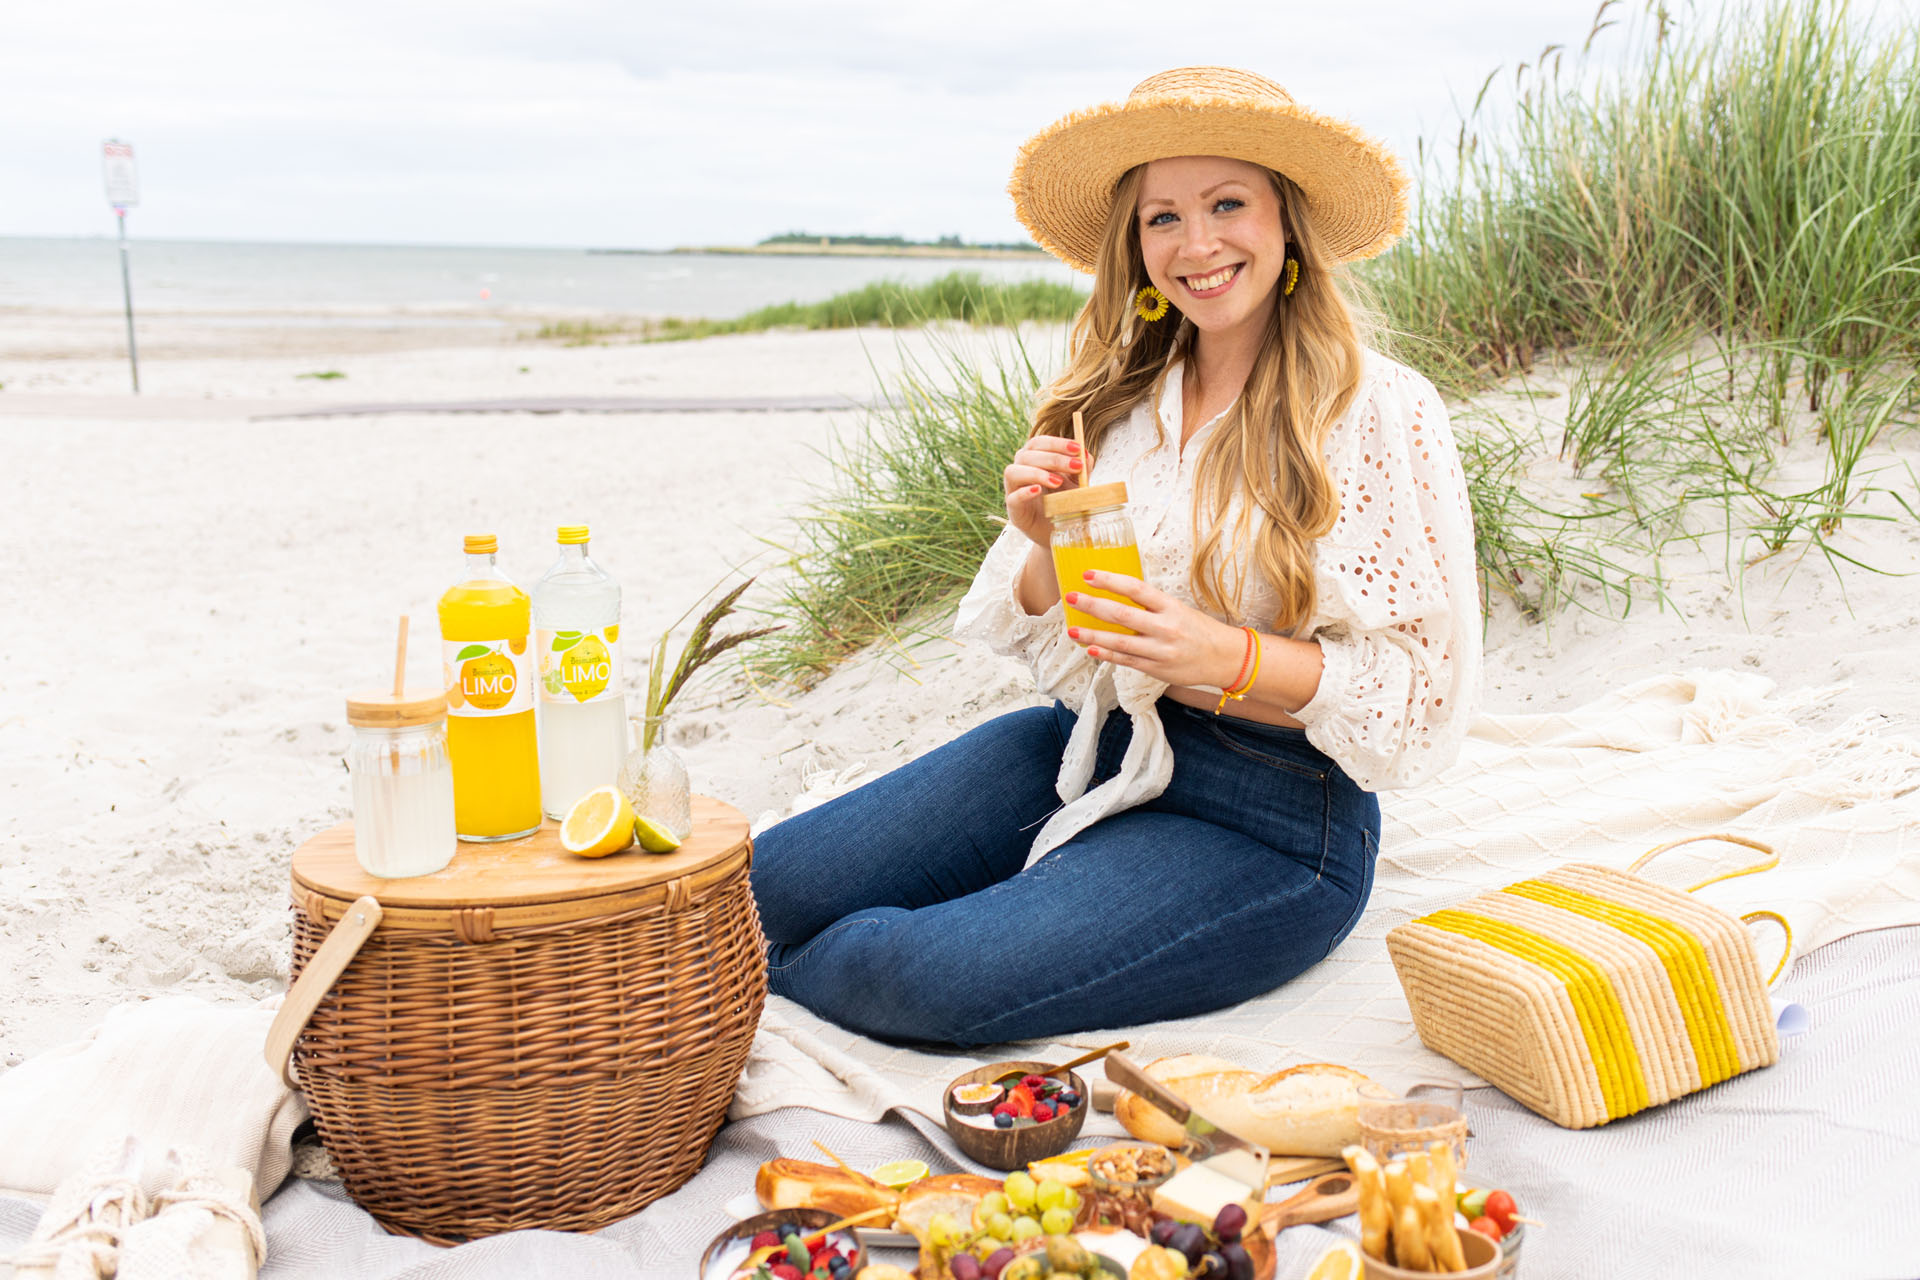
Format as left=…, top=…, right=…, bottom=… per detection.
left=980, top=1191, right=1012, bottom=1221
left=1003, top=1172, right=1037, bottom=1212
left=1010, top=1215, right=1043, bottom=1241
left=1035, top=1180, right=1068, bottom=1213
left=988, top=1212, right=1014, bottom=1241
left=1060, top=1186, right=1082, bottom=1212
left=1040, top=1207, right=1075, bottom=1235
left=928, top=1213, right=961, bottom=1249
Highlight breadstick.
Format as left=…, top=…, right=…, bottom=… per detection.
left=1396, top=1202, right=1432, bottom=1271
left=1416, top=1182, right=1466, bottom=1272
left=1342, top=1146, right=1392, bottom=1263
left=1406, top=1149, right=1432, bottom=1193
left=1384, top=1161, right=1416, bottom=1269
left=1427, top=1139, right=1457, bottom=1204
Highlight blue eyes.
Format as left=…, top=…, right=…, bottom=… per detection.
left=1145, top=197, right=1246, bottom=227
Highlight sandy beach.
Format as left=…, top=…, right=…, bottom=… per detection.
left=3, top=306, right=1918, bottom=1079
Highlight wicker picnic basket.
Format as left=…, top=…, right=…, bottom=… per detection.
left=1386, top=835, right=1789, bottom=1130
left=265, top=794, right=766, bottom=1243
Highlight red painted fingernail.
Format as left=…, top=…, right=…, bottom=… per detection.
left=1031, top=485, right=1043, bottom=494
left=1067, top=626, right=1079, bottom=639
left=1067, top=442, right=1080, bottom=454
left=1046, top=475, right=1062, bottom=486
left=1082, top=571, right=1095, bottom=581
left=1068, top=459, right=1082, bottom=470
left=1088, top=646, right=1101, bottom=658
left=1064, top=593, right=1078, bottom=604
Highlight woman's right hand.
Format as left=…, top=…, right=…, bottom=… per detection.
left=1003, top=434, right=1084, bottom=547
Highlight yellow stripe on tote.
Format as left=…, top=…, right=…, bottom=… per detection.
left=1501, top=879, right=1742, bottom=1086
left=1421, top=909, right=1649, bottom=1119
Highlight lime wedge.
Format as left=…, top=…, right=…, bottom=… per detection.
left=872, top=1159, right=929, bottom=1189
left=632, top=814, right=683, bottom=854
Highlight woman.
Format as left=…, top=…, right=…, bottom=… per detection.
left=750, top=67, right=1480, bottom=1046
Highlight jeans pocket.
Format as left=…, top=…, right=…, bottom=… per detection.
left=1203, top=718, right=1329, bottom=781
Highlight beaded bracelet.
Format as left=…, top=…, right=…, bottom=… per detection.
left=1214, top=626, right=1261, bottom=714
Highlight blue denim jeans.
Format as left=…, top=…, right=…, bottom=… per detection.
left=751, top=696, right=1381, bottom=1047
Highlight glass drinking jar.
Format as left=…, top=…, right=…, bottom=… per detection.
left=1044, top=481, right=1144, bottom=635
left=345, top=689, right=457, bottom=879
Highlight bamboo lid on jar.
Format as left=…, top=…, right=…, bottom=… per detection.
left=345, top=688, right=448, bottom=728
left=1044, top=480, right=1130, bottom=519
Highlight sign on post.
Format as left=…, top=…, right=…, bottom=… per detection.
left=101, top=139, right=141, bottom=393
left=102, top=140, right=140, bottom=208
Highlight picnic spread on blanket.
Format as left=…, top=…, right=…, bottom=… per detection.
left=5, top=526, right=1917, bottom=1278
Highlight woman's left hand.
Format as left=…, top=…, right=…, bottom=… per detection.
left=1065, top=571, right=1243, bottom=689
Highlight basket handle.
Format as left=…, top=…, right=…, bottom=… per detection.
left=1741, top=909, right=1795, bottom=988
left=1629, top=833, right=1777, bottom=892
left=265, top=895, right=382, bottom=1090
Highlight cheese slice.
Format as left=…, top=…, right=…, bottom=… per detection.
left=1150, top=1161, right=1261, bottom=1227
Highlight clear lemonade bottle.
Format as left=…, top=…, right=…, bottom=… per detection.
left=532, top=524, right=628, bottom=820
left=438, top=533, right=542, bottom=840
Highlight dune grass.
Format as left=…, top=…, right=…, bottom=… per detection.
left=528, top=272, right=1087, bottom=346
left=740, top=0, right=1920, bottom=684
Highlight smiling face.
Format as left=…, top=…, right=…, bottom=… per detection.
left=1136, top=155, right=1288, bottom=339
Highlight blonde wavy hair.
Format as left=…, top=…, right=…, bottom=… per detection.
left=1031, top=164, right=1374, bottom=635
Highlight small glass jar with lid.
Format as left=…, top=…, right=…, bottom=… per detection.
left=1043, top=480, right=1145, bottom=635
left=345, top=687, right=457, bottom=879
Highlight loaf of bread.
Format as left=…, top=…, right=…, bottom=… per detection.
left=754, top=1159, right=899, bottom=1220
left=1113, top=1054, right=1370, bottom=1157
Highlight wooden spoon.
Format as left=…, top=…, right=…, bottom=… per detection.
left=1049, top=1040, right=1129, bottom=1079
left=1260, top=1171, right=1360, bottom=1232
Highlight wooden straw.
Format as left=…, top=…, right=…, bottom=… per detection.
left=811, top=1139, right=875, bottom=1187
left=392, top=616, right=410, bottom=697
left=1071, top=409, right=1089, bottom=475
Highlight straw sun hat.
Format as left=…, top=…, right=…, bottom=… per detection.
left=1008, top=66, right=1410, bottom=274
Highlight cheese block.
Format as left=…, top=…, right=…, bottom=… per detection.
left=1150, top=1161, right=1262, bottom=1227
left=1114, top=1055, right=1370, bottom=1157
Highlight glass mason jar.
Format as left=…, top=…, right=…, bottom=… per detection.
left=344, top=690, right=457, bottom=879
left=618, top=712, right=692, bottom=843
left=1044, top=480, right=1145, bottom=635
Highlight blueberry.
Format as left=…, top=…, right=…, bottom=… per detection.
left=1058, top=1090, right=1081, bottom=1107
left=994, top=1111, right=1013, bottom=1129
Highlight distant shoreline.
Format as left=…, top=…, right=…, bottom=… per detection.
left=633, top=244, right=1050, bottom=261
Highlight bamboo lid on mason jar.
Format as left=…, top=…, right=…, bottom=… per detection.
left=1044, top=480, right=1130, bottom=519
left=345, top=688, right=448, bottom=728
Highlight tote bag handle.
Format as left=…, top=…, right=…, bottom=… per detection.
left=1629, top=834, right=1792, bottom=988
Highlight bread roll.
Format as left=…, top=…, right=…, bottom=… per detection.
left=892, top=1174, right=1003, bottom=1240
left=1114, top=1054, right=1370, bottom=1157
left=755, top=1159, right=899, bottom=1220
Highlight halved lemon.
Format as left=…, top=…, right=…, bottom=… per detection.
left=632, top=813, right=683, bottom=854
left=1304, top=1239, right=1363, bottom=1280
left=560, top=786, right=636, bottom=858
left=871, top=1159, right=929, bottom=1189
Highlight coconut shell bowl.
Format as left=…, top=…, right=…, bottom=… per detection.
left=942, top=1059, right=1090, bottom=1170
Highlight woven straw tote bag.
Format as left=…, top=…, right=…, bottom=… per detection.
left=1386, top=834, right=1791, bottom=1129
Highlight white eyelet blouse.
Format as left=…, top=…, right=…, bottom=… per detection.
left=952, top=347, right=1482, bottom=867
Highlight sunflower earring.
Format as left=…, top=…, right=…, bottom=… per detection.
left=1282, top=249, right=1303, bottom=297
left=1134, top=284, right=1170, bottom=321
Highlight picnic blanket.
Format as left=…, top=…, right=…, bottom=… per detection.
left=733, top=669, right=1920, bottom=1122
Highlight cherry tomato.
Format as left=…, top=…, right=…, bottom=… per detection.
left=1485, top=1190, right=1518, bottom=1234
left=1468, top=1215, right=1505, bottom=1243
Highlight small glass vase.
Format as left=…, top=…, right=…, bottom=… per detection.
left=618, top=713, right=692, bottom=843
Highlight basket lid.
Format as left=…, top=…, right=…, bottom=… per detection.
left=1044, top=481, right=1129, bottom=519
left=291, top=793, right=751, bottom=925
left=345, top=687, right=448, bottom=728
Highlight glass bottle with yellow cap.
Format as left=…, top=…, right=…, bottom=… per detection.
left=532, top=524, right=627, bottom=819
left=1045, top=481, right=1145, bottom=636
left=438, top=534, right=541, bottom=840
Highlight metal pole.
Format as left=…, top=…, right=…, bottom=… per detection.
left=116, top=207, right=140, bottom=393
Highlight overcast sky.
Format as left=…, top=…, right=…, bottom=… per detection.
left=3, top=0, right=1911, bottom=249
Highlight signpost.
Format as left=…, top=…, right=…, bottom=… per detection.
left=101, top=139, right=141, bottom=393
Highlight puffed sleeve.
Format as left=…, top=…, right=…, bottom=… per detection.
left=952, top=523, right=1098, bottom=705
left=1293, top=358, right=1482, bottom=789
